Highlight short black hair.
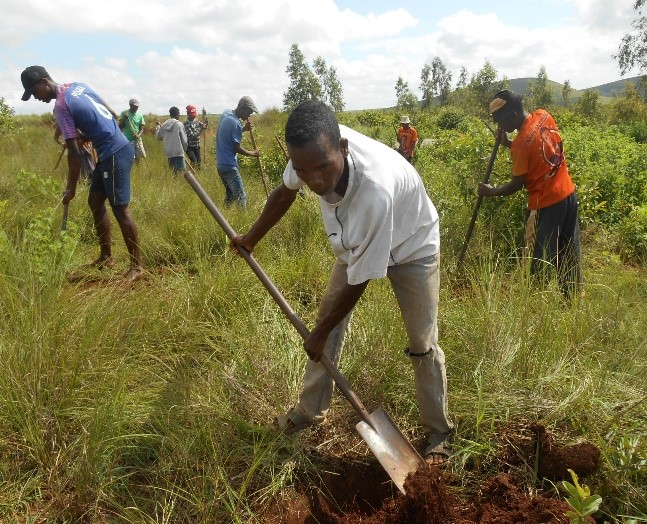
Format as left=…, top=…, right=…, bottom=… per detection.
left=285, top=100, right=341, bottom=149
left=169, top=106, right=180, bottom=118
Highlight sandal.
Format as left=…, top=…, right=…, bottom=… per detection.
left=271, top=413, right=312, bottom=435
left=425, top=443, right=450, bottom=466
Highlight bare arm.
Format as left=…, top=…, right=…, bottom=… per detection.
left=478, top=172, right=525, bottom=197
left=234, top=141, right=259, bottom=158
left=230, top=182, right=298, bottom=253
left=62, top=138, right=83, bottom=204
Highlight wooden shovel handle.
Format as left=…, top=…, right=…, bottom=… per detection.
left=457, top=133, right=502, bottom=265
left=183, top=170, right=374, bottom=427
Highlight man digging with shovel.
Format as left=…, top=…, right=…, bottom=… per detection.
left=230, top=100, right=453, bottom=465
left=21, top=65, right=143, bottom=282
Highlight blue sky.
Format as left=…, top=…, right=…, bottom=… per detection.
left=1, top=0, right=640, bottom=116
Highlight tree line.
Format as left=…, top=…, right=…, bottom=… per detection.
left=282, top=2, right=645, bottom=116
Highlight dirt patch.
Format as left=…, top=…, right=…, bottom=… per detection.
left=261, top=423, right=601, bottom=523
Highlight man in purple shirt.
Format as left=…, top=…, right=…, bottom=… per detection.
left=21, top=65, right=142, bottom=281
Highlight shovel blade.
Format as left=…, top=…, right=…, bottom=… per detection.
left=355, top=407, right=426, bottom=494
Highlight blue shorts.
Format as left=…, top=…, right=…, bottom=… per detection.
left=90, top=143, right=134, bottom=206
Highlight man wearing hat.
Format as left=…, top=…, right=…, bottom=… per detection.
left=215, top=96, right=260, bottom=208
left=119, top=98, right=146, bottom=162
left=184, top=105, right=207, bottom=169
left=396, top=115, right=419, bottom=163
left=20, top=65, right=142, bottom=281
left=478, top=89, right=582, bottom=298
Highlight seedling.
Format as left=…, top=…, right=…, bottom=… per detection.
left=561, top=468, right=602, bottom=524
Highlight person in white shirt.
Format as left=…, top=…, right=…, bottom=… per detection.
left=230, top=100, right=452, bottom=465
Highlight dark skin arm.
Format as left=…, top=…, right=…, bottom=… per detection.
left=230, top=182, right=298, bottom=253
left=235, top=119, right=259, bottom=157
left=230, top=181, right=368, bottom=361
left=62, top=137, right=83, bottom=205
left=477, top=127, right=525, bottom=197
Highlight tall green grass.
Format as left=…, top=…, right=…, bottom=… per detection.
left=0, top=116, right=644, bottom=522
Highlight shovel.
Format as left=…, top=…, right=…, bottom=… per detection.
left=183, top=170, right=426, bottom=494
left=457, top=132, right=502, bottom=265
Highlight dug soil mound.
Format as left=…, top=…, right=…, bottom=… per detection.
left=262, top=422, right=600, bottom=523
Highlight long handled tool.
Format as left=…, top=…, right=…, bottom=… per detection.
left=457, top=133, right=502, bottom=265
left=183, top=170, right=426, bottom=494
left=54, top=144, right=67, bottom=170
left=61, top=203, right=69, bottom=232
left=248, top=125, right=270, bottom=197
left=201, top=108, right=208, bottom=166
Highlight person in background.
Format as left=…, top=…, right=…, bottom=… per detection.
left=396, top=115, right=419, bottom=163
left=21, top=65, right=142, bottom=281
left=478, top=89, right=582, bottom=298
left=215, top=96, right=260, bottom=208
left=184, top=105, right=207, bottom=169
left=155, top=106, right=187, bottom=174
left=119, top=98, right=146, bottom=162
left=230, top=100, right=453, bottom=465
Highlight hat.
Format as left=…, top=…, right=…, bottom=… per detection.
left=186, top=105, right=197, bottom=116
left=129, top=98, right=140, bottom=107
left=400, top=115, right=411, bottom=124
left=489, top=90, right=517, bottom=123
left=21, top=65, right=49, bottom=101
left=237, top=96, right=259, bottom=113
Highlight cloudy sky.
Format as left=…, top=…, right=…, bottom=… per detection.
left=1, top=0, right=641, bottom=116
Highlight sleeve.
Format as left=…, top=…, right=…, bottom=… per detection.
left=511, top=141, right=529, bottom=176
left=53, top=99, right=78, bottom=141
left=180, top=122, right=188, bottom=149
left=282, top=160, right=306, bottom=190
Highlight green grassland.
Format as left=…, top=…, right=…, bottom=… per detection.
left=0, top=108, right=645, bottom=522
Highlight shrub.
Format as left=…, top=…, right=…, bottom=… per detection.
left=617, top=205, right=647, bottom=264
left=437, top=107, right=465, bottom=130
left=0, top=97, right=19, bottom=137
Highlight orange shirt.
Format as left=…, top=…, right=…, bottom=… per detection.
left=397, top=126, right=419, bottom=157
left=511, top=110, right=575, bottom=210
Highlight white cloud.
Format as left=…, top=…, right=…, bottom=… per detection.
left=2, top=0, right=640, bottom=115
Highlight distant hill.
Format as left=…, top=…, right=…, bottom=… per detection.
left=507, top=76, right=645, bottom=104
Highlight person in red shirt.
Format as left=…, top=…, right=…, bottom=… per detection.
left=478, top=90, right=582, bottom=297
left=396, top=115, right=419, bottom=163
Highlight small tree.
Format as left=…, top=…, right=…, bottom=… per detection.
left=456, top=66, right=469, bottom=89
left=283, top=44, right=322, bottom=112
left=431, top=57, right=453, bottom=106
left=528, top=65, right=554, bottom=109
left=577, top=89, right=602, bottom=119
left=313, top=57, right=345, bottom=112
left=469, top=60, right=505, bottom=110
left=562, top=80, right=573, bottom=106
left=394, top=77, right=418, bottom=114
left=0, top=97, right=18, bottom=137
left=419, top=64, right=433, bottom=109
left=615, top=0, right=646, bottom=76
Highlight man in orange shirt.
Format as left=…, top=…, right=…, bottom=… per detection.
left=478, top=90, right=582, bottom=297
left=396, top=115, right=419, bottom=163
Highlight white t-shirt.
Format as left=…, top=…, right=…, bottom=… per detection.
left=283, top=125, right=439, bottom=285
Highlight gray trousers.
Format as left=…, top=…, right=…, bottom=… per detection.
left=287, top=253, right=453, bottom=442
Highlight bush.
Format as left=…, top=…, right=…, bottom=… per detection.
left=0, top=97, right=19, bottom=137
left=437, top=108, right=465, bottom=130
left=617, top=205, right=647, bottom=264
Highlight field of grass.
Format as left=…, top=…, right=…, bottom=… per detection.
left=0, top=112, right=645, bottom=523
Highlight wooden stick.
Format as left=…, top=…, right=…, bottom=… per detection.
left=249, top=126, right=270, bottom=197
left=457, top=133, right=502, bottom=265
